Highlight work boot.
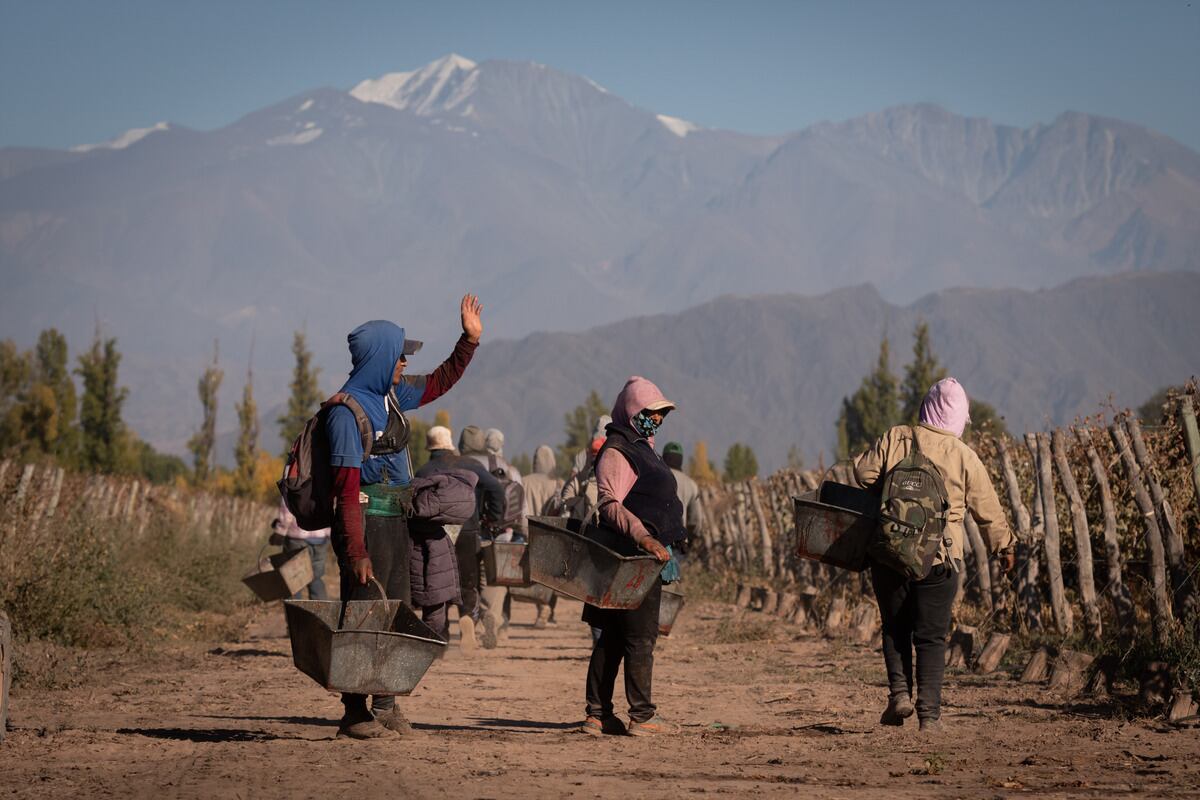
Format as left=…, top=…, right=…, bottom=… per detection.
left=581, top=715, right=627, bottom=736
left=918, top=717, right=943, bottom=733
left=374, top=707, right=414, bottom=735
left=481, top=610, right=499, bottom=650
left=626, top=715, right=678, bottom=737
left=459, top=616, right=478, bottom=653
left=337, top=710, right=397, bottom=740
left=880, top=694, right=914, bottom=726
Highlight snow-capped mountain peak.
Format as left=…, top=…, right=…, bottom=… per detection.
left=351, top=53, right=479, bottom=116
left=656, top=114, right=699, bottom=138
left=70, top=121, right=171, bottom=153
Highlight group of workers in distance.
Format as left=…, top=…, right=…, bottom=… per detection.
left=294, top=295, right=1015, bottom=740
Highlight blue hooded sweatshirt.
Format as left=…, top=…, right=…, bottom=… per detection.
left=326, top=320, right=425, bottom=486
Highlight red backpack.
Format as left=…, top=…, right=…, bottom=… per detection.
left=277, top=393, right=373, bottom=530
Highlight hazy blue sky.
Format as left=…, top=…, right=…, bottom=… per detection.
left=2, top=0, right=1198, bottom=150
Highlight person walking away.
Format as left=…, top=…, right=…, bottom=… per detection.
left=582, top=376, right=683, bottom=737
left=560, top=435, right=604, bottom=520
left=270, top=498, right=330, bottom=599
left=456, top=425, right=496, bottom=648
left=482, top=428, right=525, bottom=638
left=853, top=377, right=1016, bottom=733
left=326, top=295, right=483, bottom=740
left=661, top=442, right=705, bottom=556
left=521, top=445, right=563, bottom=627
left=417, top=425, right=505, bottom=649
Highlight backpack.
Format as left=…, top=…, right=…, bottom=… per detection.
left=277, top=393, right=373, bottom=530
left=867, top=427, right=950, bottom=580
left=488, top=454, right=526, bottom=529
left=410, top=470, right=479, bottom=525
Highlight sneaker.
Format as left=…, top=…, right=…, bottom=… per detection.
left=373, top=707, right=414, bottom=735
left=880, top=694, right=914, bottom=726
left=626, top=715, right=678, bottom=737
left=580, top=715, right=627, bottom=736
left=918, top=717, right=943, bottom=733
left=459, top=616, right=478, bottom=653
left=480, top=611, right=499, bottom=650
left=336, top=717, right=397, bottom=740
left=534, top=605, right=550, bottom=630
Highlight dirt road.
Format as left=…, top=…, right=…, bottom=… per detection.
left=2, top=596, right=1197, bottom=798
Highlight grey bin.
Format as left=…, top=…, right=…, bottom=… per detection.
left=481, top=541, right=532, bottom=587
left=527, top=516, right=664, bottom=609
left=792, top=481, right=879, bottom=572
left=508, top=583, right=554, bottom=604
left=241, top=546, right=314, bottom=602
left=658, top=584, right=685, bottom=636
left=283, top=593, right=445, bottom=696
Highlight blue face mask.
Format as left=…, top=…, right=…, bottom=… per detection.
left=631, top=411, right=662, bottom=438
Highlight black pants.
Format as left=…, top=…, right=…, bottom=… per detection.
left=583, top=580, right=662, bottom=723
left=870, top=560, right=957, bottom=721
left=455, top=527, right=481, bottom=622
left=335, top=513, right=411, bottom=717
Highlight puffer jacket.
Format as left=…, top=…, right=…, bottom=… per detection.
left=409, top=519, right=460, bottom=607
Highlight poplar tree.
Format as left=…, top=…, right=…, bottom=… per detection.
left=278, top=330, right=321, bottom=453
left=33, top=328, right=78, bottom=460
left=901, top=320, right=947, bottom=424
left=76, top=329, right=128, bottom=473
left=188, top=343, right=223, bottom=484
left=837, top=335, right=900, bottom=457
left=233, top=364, right=259, bottom=498
left=687, top=440, right=718, bottom=484
left=559, top=389, right=609, bottom=470
left=723, top=443, right=759, bottom=481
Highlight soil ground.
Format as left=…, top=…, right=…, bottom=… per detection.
left=2, top=595, right=1198, bottom=799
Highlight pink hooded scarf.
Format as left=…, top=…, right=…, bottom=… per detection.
left=610, top=376, right=675, bottom=444
left=919, top=377, right=971, bottom=437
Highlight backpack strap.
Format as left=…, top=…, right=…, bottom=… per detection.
left=909, top=425, right=922, bottom=455
left=488, top=453, right=501, bottom=475
left=322, top=392, right=374, bottom=462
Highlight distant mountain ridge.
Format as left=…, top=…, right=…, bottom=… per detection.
left=428, top=271, right=1200, bottom=472
left=0, top=54, right=1196, bottom=454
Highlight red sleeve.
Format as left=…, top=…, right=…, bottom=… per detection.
left=418, top=334, right=478, bottom=406
left=332, top=466, right=367, bottom=562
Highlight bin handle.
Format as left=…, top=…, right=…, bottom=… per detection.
left=337, top=576, right=389, bottom=630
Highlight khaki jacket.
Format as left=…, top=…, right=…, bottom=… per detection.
left=853, top=423, right=1015, bottom=564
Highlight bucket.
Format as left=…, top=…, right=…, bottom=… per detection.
left=792, top=482, right=877, bottom=572
left=508, top=583, right=554, bottom=604
left=242, top=544, right=314, bottom=602
left=481, top=541, right=531, bottom=587
left=527, top=516, right=665, bottom=609
left=284, top=579, right=445, bottom=696
left=658, top=584, right=685, bottom=636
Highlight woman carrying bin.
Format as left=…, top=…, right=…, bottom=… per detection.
left=582, top=376, right=684, bottom=737
left=853, top=377, right=1016, bottom=732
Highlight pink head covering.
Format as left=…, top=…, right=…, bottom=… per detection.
left=611, top=376, right=675, bottom=441
left=919, top=377, right=971, bottom=437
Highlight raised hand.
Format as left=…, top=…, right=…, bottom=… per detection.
left=460, top=293, right=483, bottom=343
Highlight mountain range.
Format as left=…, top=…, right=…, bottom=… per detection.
left=1, top=54, right=1197, bottom=460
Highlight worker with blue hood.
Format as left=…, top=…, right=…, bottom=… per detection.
left=324, top=294, right=484, bottom=740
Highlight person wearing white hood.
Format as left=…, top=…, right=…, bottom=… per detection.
left=581, top=376, right=684, bottom=738
left=522, top=445, right=563, bottom=627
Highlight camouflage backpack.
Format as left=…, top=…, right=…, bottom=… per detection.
left=868, top=427, right=950, bottom=580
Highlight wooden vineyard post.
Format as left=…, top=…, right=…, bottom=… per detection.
left=1181, top=394, right=1200, bottom=516
left=1016, top=435, right=1045, bottom=631
left=0, top=611, right=9, bottom=744
left=1035, top=433, right=1073, bottom=636
left=1111, top=422, right=1174, bottom=645
left=1075, top=427, right=1135, bottom=635
left=999, top=436, right=1040, bottom=629
left=1052, top=429, right=1101, bottom=640
left=1126, top=416, right=1191, bottom=615
left=963, top=516, right=993, bottom=613
left=748, top=481, right=775, bottom=579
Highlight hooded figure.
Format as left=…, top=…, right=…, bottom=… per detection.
left=661, top=442, right=704, bottom=542
left=522, top=445, right=562, bottom=518
left=322, top=296, right=483, bottom=741
left=852, top=377, right=1015, bottom=733
left=581, top=376, right=683, bottom=739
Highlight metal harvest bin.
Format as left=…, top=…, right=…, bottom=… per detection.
left=658, top=584, right=685, bottom=636
left=283, top=588, right=445, bottom=696
left=792, top=481, right=878, bottom=572
left=527, top=516, right=665, bottom=609
left=508, top=583, right=554, bottom=604
left=241, top=546, right=314, bottom=602
left=482, top=541, right=532, bottom=587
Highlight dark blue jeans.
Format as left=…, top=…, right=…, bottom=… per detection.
left=283, top=537, right=328, bottom=600
left=870, top=561, right=958, bottom=721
